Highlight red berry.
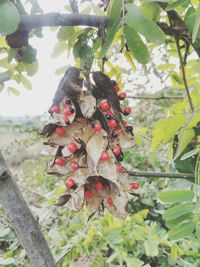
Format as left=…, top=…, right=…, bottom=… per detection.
left=85, top=191, right=93, bottom=200
left=65, top=178, right=76, bottom=188
left=107, top=197, right=113, bottom=206
left=51, top=106, right=60, bottom=113
left=112, top=146, right=121, bottom=156
left=131, top=182, right=139, bottom=190
left=124, top=106, right=131, bottom=115
left=100, top=152, right=109, bottom=161
left=71, top=161, right=78, bottom=171
left=64, top=107, right=74, bottom=116
left=55, top=157, right=65, bottom=166
left=117, top=164, right=123, bottom=173
left=119, top=92, right=127, bottom=100
left=56, top=127, right=65, bottom=136
left=108, top=119, right=117, bottom=129
left=93, top=123, right=102, bottom=132
left=95, top=181, right=104, bottom=190
left=67, top=143, right=78, bottom=154
left=100, top=102, right=110, bottom=111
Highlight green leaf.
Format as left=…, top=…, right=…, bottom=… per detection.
left=192, top=4, right=200, bottom=43
left=25, top=60, right=39, bottom=76
left=100, top=19, right=120, bottom=58
left=124, top=26, right=149, bottom=64
left=107, top=0, right=122, bottom=27
left=124, top=50, right=136, bottom=69
left=7, top=87, right=20, bottom=96
left=166, top=0, right=189, bottom=11
left=0, top=258, right=15, bottom=265
left=157, top=63, right=176, bottom=70
left=181, top=147, right=200, bottom=160
left=140, top=3, right=161, bottom=21
left=22, top=45, right=37, bottom=64
left=151, top=115, right=185, bottom=150
left=168, top=222, right=195, bottom=240
left=52, top=41, right=68, bottom=58
left=170, top=72, right=183, bottom=85
left=106, top=252, right=118, bottom=263
left=166, top=213, right=194, bottom=229
left=55, top=66, right=68, bottom=75
left=0, top=0, right=20, bottom=35
left=163, top=203, right=193, bottom=221
left=20, top=74, right=32, bottom=90
left=159, top=190, right=194, bottom=203
left=144, top=239, right=159, bottom=257
left=174, top=143, right=197, bottom=174
left=57, top=26, right=75, bottom=40
left=79, top=45, right=94, bottom=71
left=174, top=128, right=195, bottom=160
left=125, top=4, right=165, bottom=45
left=0, top=228, right=11, bottom=238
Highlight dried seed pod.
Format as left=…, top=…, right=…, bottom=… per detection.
left=42, top=67, right=136, bottom=219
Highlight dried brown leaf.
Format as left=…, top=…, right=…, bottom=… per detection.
left=86, top=130, right=108, bottom=171
left=118, top=172, right=133, bottom=193
left=67, top=186, right=84, bottom=211
left=79, top=95, right=96, bottom=118
left=97, top=150, right=119, bottom=184
left=105, top=189, right=128, bottom=219
left=75, top=125, right=95, bottom=144
left=55, top=194, right=71, bottom=206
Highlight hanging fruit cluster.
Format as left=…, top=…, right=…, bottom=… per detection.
left=42, top=67, right=138, bottom=219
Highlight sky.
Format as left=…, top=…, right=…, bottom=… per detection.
left=0, top=1, right=71, bottom=117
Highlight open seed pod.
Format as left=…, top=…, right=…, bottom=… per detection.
left=42, top=67, right=138, bottom=219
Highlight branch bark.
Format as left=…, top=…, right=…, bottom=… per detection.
left=0, top=151, right=56, bottom=267
left=128, top=170, right=194, bottom=180
left=18, top=13, right=108, bottom=31
left=127, top=95, right=184, bottom=100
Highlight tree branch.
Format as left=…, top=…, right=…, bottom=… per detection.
left=18, top=13, right=108, bottom=31
left=157, top=1, right=200, bottom=58
left=128, top=170, right=194, bottom=180
left=127, top=95, right=184, bottom=100
left=0, top=151, right=56, bottom=267
left=169, top=17, right=195, bottom=112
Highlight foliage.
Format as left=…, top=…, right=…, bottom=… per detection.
left=0, top=122, right=200, bottom=266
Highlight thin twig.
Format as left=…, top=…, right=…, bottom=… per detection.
left=173, top=28, right=194, bottom=112
left=127, top=95, right=184, bottom=100
left=69, top=0, right=79, bottom=13
left=128, top=170, right=194, bottom=180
